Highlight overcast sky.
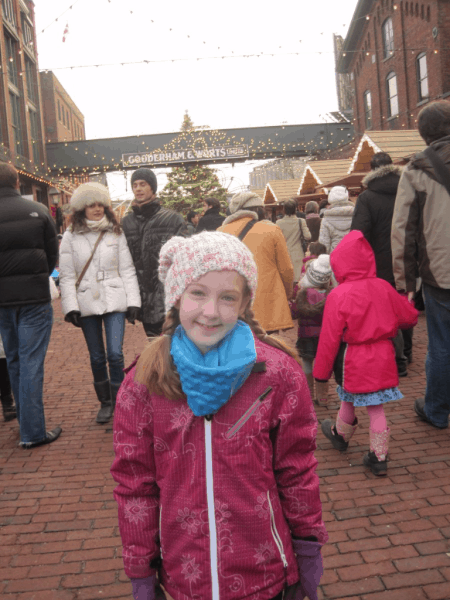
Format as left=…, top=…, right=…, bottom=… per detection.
left=34, top=0, right=358, bottom=200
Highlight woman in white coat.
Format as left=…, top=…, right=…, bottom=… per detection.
left=277, top=199, right=311, bottom=282
left=59, top=183, right=141, bottom=424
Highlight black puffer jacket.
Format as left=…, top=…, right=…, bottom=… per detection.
left=196, top=206, right=225, bottom=232
left=351, top=165, right=402, bottom=286
left=0, top=187, right=58, bottom=306
left=122, top=200, right=187, bottom=324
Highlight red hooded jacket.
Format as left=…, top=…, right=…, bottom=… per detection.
left=111, top=336, right=327, bottom=600
left=313, top=231, right=418, bottom=393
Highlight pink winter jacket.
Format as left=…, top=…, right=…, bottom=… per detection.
left=313, top=231, right=418, bottom=393
left=111, top=336, right=327, bottom=600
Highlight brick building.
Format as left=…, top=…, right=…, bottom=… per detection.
left=40, top=71, right=85, bottom=143
left=336, top=0, right=450, bottom=136
left=0, top=0, right=49, bottom=203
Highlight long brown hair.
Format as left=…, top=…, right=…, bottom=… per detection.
left=135, top=295, right=301, bottom=400
left=69, top=206, right=122, bottom=235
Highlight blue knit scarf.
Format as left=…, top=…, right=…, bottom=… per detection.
left=170, top=321, right=257, bottom=417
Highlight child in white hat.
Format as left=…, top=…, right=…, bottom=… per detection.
left=296, top=254, right=333, bottom=406
left=111, top=231, right=327, bottom=600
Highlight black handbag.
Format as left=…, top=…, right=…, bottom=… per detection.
left=298, top=218, right=308, bottom=253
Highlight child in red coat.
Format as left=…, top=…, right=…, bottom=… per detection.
left=313, top=231, right=418, bottom=476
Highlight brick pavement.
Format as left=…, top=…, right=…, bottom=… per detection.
left=0, top=301, right=449, bottom=600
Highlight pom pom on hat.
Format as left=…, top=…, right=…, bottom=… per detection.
left=229, top=191, right=263, bottom=214
left=69, top=183, right=111, bottom=213
left=328, top=186, right=349, bottom=204
left=301, top=254, right=332, bottom=289
left=158, top=231, right=258, bottom=313
left=130, top=168, right=158, bottom=193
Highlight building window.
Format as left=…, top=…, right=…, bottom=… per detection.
left=62, top=106, right=66, bottom=126
left=386, top=72, right=399, bottom=117
left=29, top=109, right=40, bottom=164
left=25, top=57, right=37, bottom=104
left=57, top=100, right=61, bottom=121
left=2, top=0, right=16, bottom=27
left=364, top=91, right=373, bottom=129
left=382, top=17, right=394, bottom=58
left=417, top=53, right=429, bottom=101
left=4, top=32, right=19, bottom=87
left=20, top=11, right=34, bottom=53
left=9, top=91, right=24, bottom=156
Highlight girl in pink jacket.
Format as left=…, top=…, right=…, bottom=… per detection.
left=313, top=231, right=418, bottom=476
left=111, top=231, right=327, bottom=600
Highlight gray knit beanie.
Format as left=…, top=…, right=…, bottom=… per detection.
left=130, top=168, right=158, bottom=193
left=229, top=191, right=264, bottom=214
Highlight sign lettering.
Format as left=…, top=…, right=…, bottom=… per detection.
left=122, top=145, right=249, bottom=167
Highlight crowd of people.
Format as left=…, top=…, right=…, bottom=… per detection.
left=0, top=100, right=449, bottom=600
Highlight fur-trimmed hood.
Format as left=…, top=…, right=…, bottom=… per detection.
left=221, top=209, right=260, bottom=226
left=362, top=164, right=403, bottom=193
left=295, top=286, right=330, bottom=317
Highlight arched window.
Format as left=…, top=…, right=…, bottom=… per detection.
left=410, top=2, right=414, bottom=14
left=415, top=3, right=419, bottom=16
left=427, top=5, right=431, bottom=21
left=386, top=72, right=399, bottom=117
left=382, top=17, right=395, bottom=58
left=417, top=53, right=429, bottom=101
left=421, top=4, right=424, bottom=18
left=405, top=2, right=409, bottom=15
left=364, top=91, right=373, bottom=129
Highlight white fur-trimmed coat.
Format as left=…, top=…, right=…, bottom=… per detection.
left=59, top=229, right=141, bottom=317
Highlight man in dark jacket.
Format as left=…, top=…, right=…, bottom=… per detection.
left=351, top=152, right=411, bottom=377
left=392, top=100, right=450, bottom=429
left=0, top=163, right=61, bottom=448
left=196, top=197, right=225, bottom=232
left=122, top=168, right=187, bottom=337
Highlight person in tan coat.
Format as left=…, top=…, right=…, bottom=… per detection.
left=218, top=192, right=294, bottom=333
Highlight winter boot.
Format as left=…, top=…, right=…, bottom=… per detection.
left=363, top=428, right=390, bottom=476
left=1, top=394, right=16, bottom=422
left=315, top=380, right=329, bottom=407
left=321, top=413, right=358, bottom=452
left=305, top=373, right=315, bottom=402
left=94, top=380, right=113, bottom=424
left=110, top=382, right=121, bottom=413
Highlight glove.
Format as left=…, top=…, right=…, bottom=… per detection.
left=126, top=306, right=141, bottom=325
left=65, top=311, right=81, bottom=328
left=131, top=575, right=165, bottom=600
left=284, top=539, right=323, bottom=600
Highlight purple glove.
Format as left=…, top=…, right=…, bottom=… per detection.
left=131, top=576, right=155, bottom=600
left=284, top=539, right=323, bottom=600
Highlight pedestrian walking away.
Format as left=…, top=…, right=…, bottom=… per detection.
left=0, top=163, right=61, bottom=448
left=59, top=183, right=141, bottom=424
left=304, top=200, right=322, bottom=243
left=319, top=186, right=354, bottom=253
left=351, top=151, right=412, bottom=377
left=0, top=333, right=16, bottom=422
left=392, top=100, right=450, bottom=429
left=218, top=191, right=294, bottom=333
left=111, top=231, right=327, bottom=600
left=122, top=167, right=187, bottom=338
left=314, top=231, right=418, bottom=476
left=276, top=199, right=311, bottom=283
left=295, top=254, right=333, bottom=407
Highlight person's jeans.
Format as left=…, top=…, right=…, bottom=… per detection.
left=423, top=283, right=450, bottom=428
left=80, top=312, right=126, bottom=386
left=0, top=303, right=53, bottom=444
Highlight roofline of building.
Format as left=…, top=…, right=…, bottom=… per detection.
left=337, top=0, right=374, bottom=73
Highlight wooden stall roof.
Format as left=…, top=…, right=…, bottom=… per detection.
left=263, top=179, right=302, bottom=204
left=299, top=159, right=352, bottom=193
left=250, top=188, right=265, bottom=199
left=349, top=130, right=426, bottom=173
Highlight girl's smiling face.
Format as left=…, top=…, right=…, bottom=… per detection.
left=176, top=270, right=250, bottom=354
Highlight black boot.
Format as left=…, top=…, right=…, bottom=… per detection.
left=94, top=380, right=113, bottom=424
left=1, top=394, right=16, bottom=422
left=110, top=383, right=121, bottom=413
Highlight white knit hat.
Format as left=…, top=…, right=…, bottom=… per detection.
left=328, top=186, right=349, bottom=205
left=158, top=231, right=258, bottom=313
left=229, top=191, right=264, bottom=214
left=301, top=254, right=332, bottom=289
left=69, top=183, right=111, bottom=213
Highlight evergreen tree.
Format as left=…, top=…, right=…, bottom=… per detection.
left=159, top=112, right=228, bottom=214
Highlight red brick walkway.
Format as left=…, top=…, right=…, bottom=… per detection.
left=0, top=302, right=448, bottom=600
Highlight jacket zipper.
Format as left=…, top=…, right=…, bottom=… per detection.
left=225, top=387, right=272, bottom=440
left=159, top=505, right=163, bottom=559
left=267, top=491, right=288, bottom=569
left=205, top=419, right=220, bottom=600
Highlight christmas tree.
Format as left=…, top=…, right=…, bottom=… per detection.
left=159, top=112, right=228, bottom=214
